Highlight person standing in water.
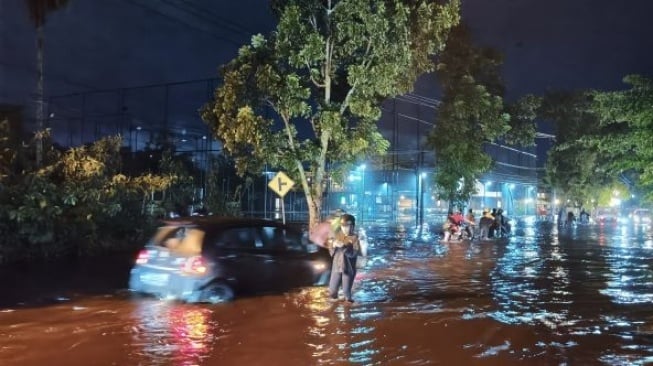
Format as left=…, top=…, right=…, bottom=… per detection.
left=327, top=213, right=360, bottom=303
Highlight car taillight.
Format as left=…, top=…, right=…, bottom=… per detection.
left=136, top=249, right=150, bottom=264
left=182, top=256, right=208, bottom=275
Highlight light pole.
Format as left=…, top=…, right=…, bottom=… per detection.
left=419, top=172, right=426, bottom=231
left=415, top=171, right=419, bottom=226
left=132, top=125, right=142, bottom=157
left=508, top=183, right=515, bottom=215
left=483, top=181, right=492, bottom=209
left=527, top=186, right=534, bottom=216
left=135, top=126, right=142, bottom=148
left=359, top=164, right=366, bottom=226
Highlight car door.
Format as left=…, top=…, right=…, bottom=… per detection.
left=212, top=226, right=272, bottom=294
left=257, top=225, right=314, bottom=289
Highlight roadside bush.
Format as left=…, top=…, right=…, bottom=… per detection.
left=0, top=123, right=173, bottom=264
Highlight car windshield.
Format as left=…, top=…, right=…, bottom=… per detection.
left=149, top=225, right=204, bottom=255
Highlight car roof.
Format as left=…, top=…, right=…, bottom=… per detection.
left=159, top=216, right=295, bottom=230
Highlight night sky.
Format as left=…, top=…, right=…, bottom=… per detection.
left=3, top=1, right=653, bottom=98
left=461, top=0, right=653, bottom=99
left=2, top=0, right=653, bottom=152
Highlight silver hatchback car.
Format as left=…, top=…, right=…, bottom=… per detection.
left=128, top=217, right=332, bottom=303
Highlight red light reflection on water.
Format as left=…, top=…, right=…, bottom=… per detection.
left=170, top=307, right=211, bottom=355
left=132, top=301, right=214, bottom=365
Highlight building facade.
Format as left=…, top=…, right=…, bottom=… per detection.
left=43, top=80, right=538, bottom=227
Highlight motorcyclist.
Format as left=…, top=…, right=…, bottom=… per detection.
left=443, top=209, right=465, bottom=241
left=495, top=208, right=505, bottom=237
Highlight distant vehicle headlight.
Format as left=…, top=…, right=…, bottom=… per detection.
left=312, top=262, right=328, bottom=271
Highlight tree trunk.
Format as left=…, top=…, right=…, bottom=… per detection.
left=35, top=24, right=44, bottom=167
left=307, top=193, right=322, bottom=230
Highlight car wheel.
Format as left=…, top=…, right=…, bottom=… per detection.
left=201, top=281, right=234, bottom=303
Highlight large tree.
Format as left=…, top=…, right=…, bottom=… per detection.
left=426, top=24, right=510, bottom=208
left=540, top=91, right=606, bottom=206
left=504, top=94, right=539, bottom=148
left=202, top=0, right=460, bottom=228
left=590, top=75, right=653, bottom=203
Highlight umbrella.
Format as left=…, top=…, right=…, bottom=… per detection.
left=309, top=220, right=334, bottom=247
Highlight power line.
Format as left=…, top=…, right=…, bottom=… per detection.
left=0, top=60, right=97, bottom=91
left=172, top=0, right=257, bottom=35
left=120, top=0, right=244, bottom=47
left=396, top=112, right=435, bottom=127
left=494, top=161, right=540, bottom=171
left=396, top=93, right=441, bottom=109
left=535, top=132, right=556, bottom=140
left=486, top=142, right=536, bottom=158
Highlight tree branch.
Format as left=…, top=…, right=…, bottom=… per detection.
left=306, top=61, right=325, bottom=88
left=338, top=38, right=373, bottom=115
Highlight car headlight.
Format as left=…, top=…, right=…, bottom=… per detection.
left=312, top=262, right=328, bottom=271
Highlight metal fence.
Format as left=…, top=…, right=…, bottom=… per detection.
left=46, top=79, right=538, bottom=227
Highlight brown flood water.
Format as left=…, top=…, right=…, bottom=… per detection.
left=1, top=222, right=653, bottom=365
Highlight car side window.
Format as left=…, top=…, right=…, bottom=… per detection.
left=214, top=227, right=256, bottom=249
left=259, top=226, right=284, bottom=250
left=284, top=230, right=306, bottom=252
left=259, top=226, right=305, bottom=252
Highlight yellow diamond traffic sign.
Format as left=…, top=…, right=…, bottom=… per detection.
left=268, top=171, right=295, bottom=198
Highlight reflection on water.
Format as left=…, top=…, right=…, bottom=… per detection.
left=295, top=286, right=382, bottom=364
left=488, top=223, right=653, bottom=364
left=491, top=234, right=564, bottom=327
left=600, top=236, right=653, bottom=305
left=1, top=223, right=653, bottom=365
left=131, top=301, right=216, bottom=365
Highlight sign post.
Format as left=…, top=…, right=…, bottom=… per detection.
left=267, top=171, right=295, bottom=224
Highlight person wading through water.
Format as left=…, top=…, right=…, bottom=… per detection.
left=327, top=213, right=360, bottom=303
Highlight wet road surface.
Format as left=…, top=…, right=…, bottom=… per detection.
left=1, top=222, right=652, bottom=365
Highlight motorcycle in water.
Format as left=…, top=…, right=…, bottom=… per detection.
left=442, top=222, right=473, bottom=242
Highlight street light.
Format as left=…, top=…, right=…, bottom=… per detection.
left=610, top=190, right=621, bottom=209
left=132, top=125, right=142, bottom=157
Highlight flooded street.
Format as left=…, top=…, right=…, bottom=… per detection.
left=1, top=223, right=653, bottom=365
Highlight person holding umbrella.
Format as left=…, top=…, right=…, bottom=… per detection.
left=309, top=209, right=346, bottom=247
left=326, top=213, right=360, bottom=303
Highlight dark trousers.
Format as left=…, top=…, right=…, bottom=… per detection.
left=329, top=270, right=355, bottom=300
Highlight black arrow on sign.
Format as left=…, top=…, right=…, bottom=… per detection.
left=277, top=177, right=287, bottom=192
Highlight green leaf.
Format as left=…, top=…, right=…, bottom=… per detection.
left=203, top=0, right=461, bottom=226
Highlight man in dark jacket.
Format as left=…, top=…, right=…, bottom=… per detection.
left=495, top=208, right=505, bottom=237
